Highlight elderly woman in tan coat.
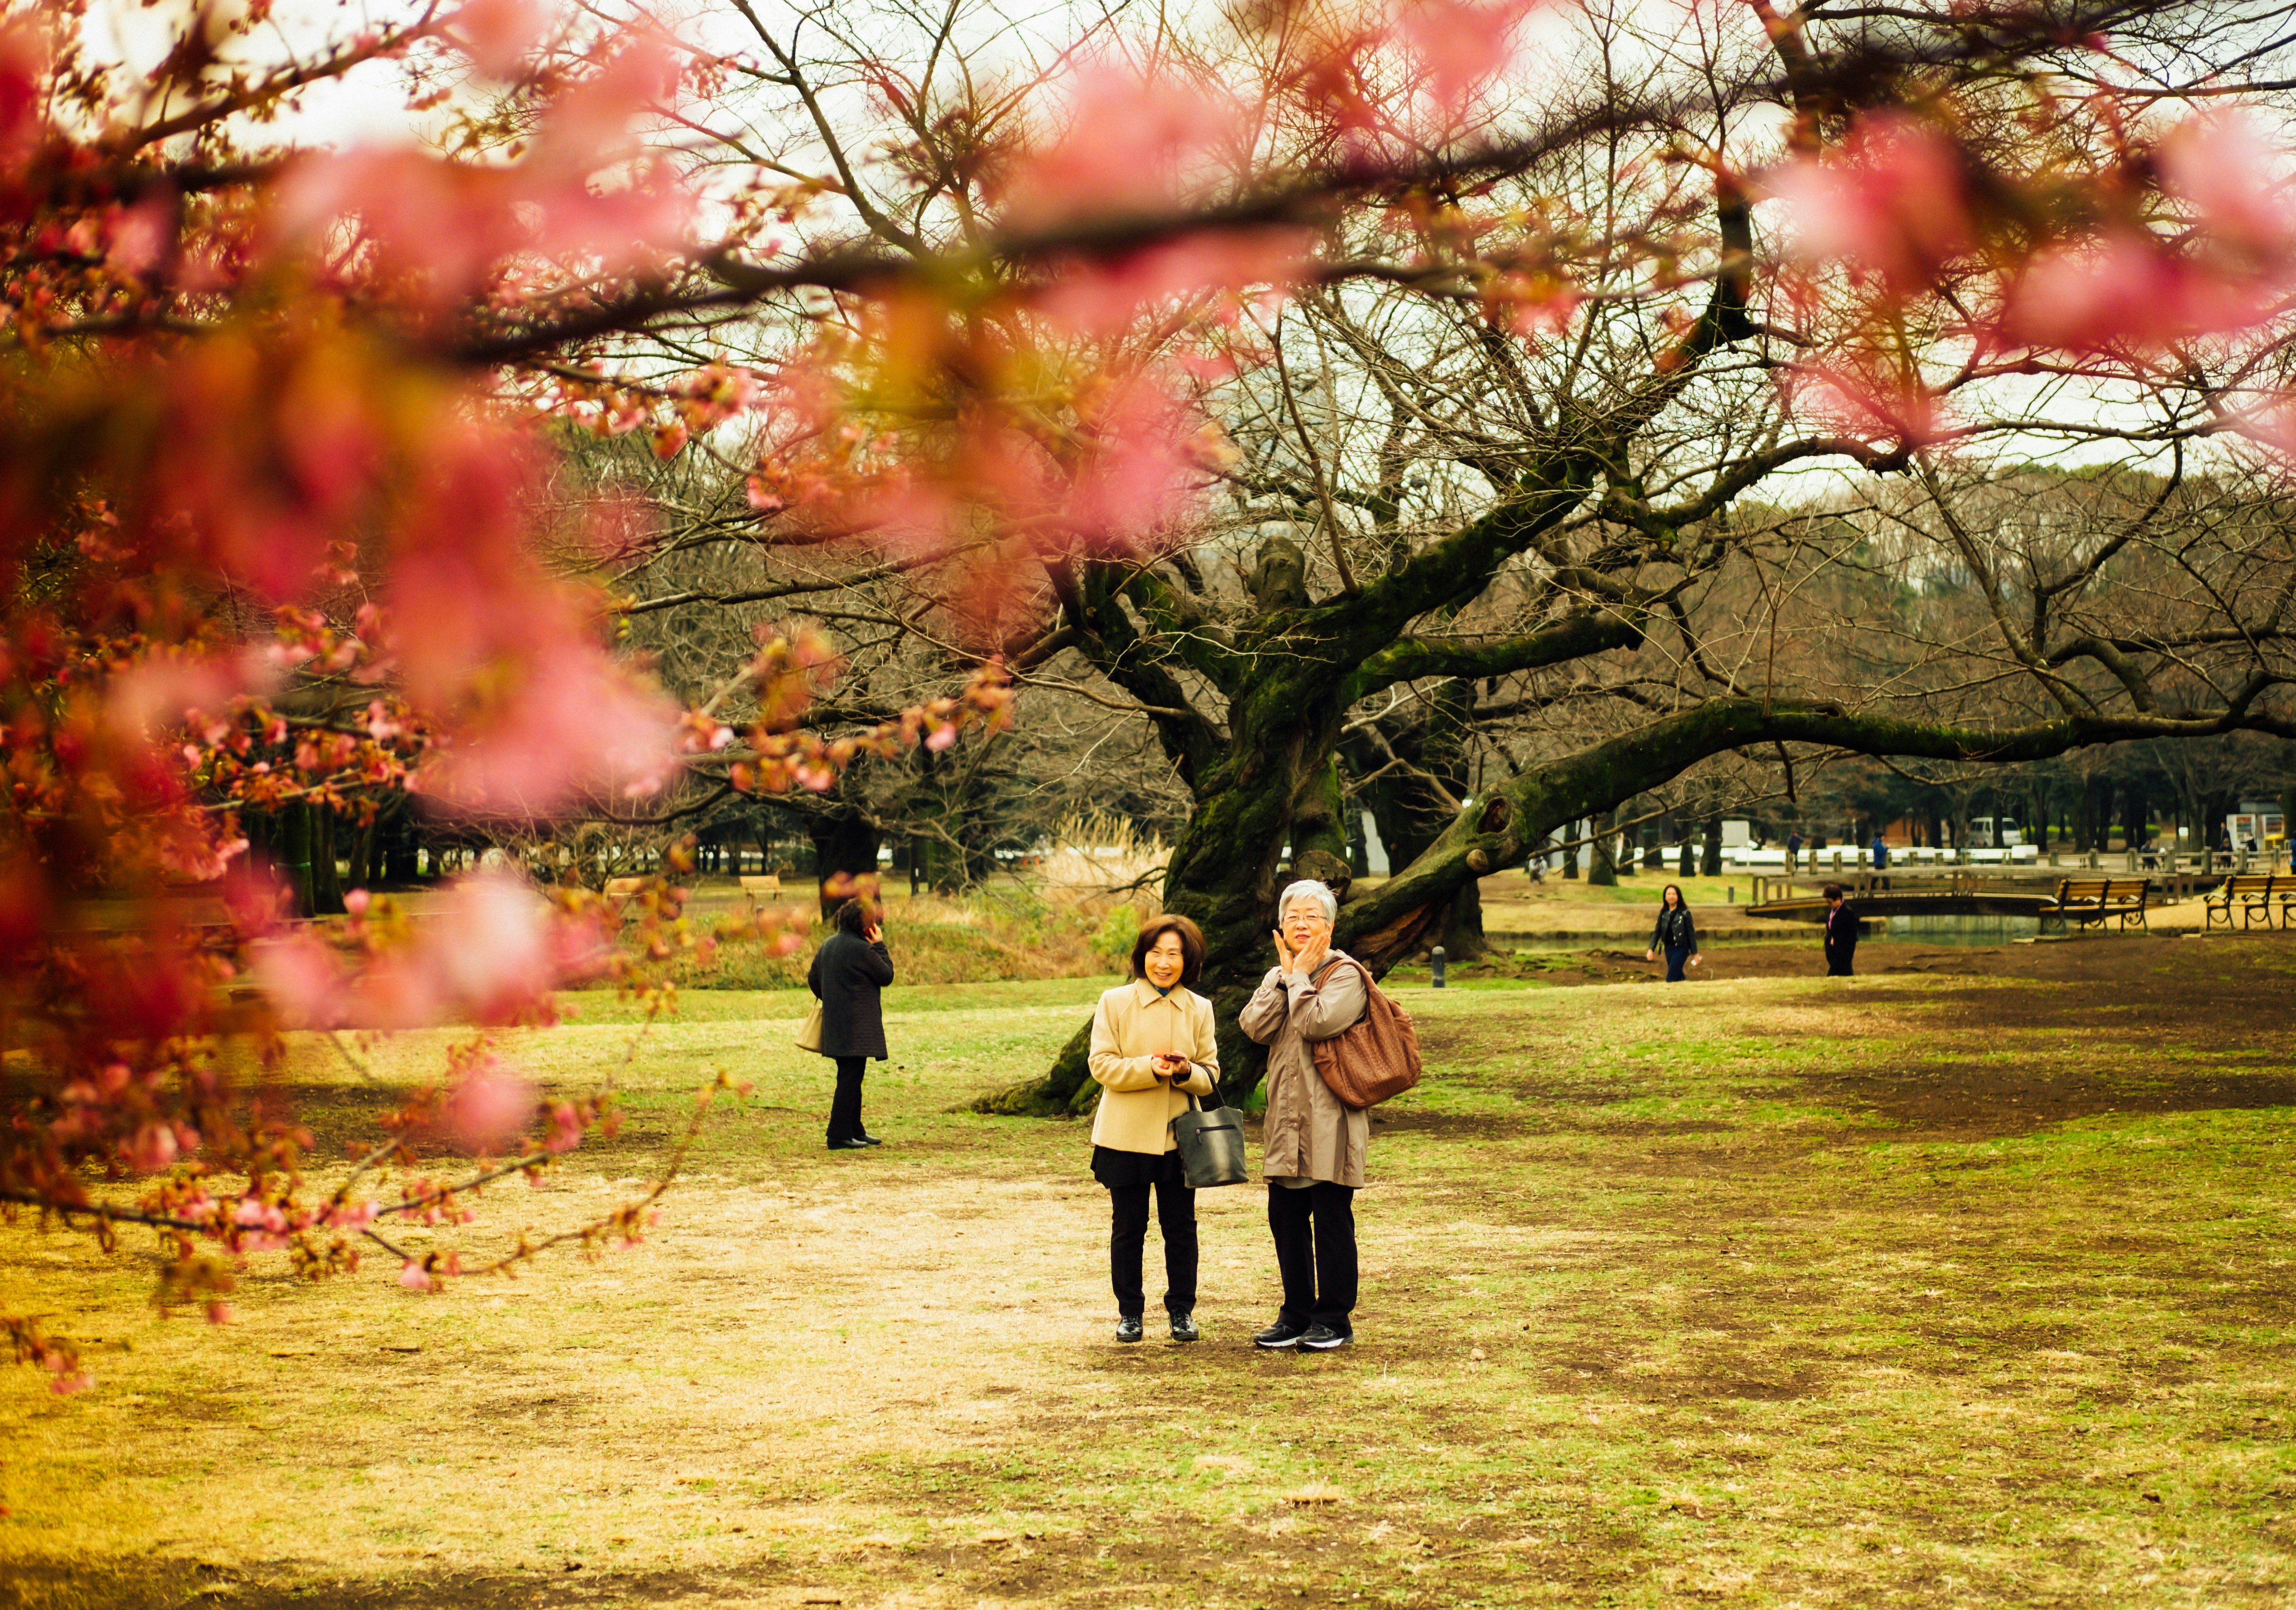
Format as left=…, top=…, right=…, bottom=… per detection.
left=1240, top=879, right=1368, bottom=1351
left=1088, top=913, right=1220, bottom=1344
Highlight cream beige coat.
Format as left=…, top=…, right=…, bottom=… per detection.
left=1087, top=979, right=1219, bottom=1154
left=1238, top=955, right=1369, bottom=1187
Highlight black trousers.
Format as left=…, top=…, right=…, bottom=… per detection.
left=1108, top=1178, right=1197, bottom=1317
left=1825, top=944, right=1856, bottom=977
left=1268, top=1181, right=1357, bottom=1333
left=1663, top=943, right=1690, bottom=982
left=827, top=1056, right=868, bottom=1144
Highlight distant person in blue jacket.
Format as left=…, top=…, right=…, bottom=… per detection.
left=1870, top=833, right=1890, bottom=870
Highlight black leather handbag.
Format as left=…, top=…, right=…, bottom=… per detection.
left=1170, top=1088, right=1248, bottom=1189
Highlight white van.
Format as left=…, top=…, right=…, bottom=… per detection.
left=1969, top=816, right=2023, bottom=848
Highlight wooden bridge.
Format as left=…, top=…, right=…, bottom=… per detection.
left=1744, top=889, right=2056, bottom=924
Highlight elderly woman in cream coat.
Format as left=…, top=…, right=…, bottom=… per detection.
left=1240, top=879, right=1369, bottom=1352
left=1087, top=913, right=1220, bottom=1344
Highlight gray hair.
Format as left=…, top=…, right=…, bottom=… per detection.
left=1276, top=879, right=1338, bottom=925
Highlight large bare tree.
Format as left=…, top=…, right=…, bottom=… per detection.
left=568, top=0, right=2296, bottom=1108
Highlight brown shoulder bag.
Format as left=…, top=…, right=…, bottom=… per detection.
left=1307, top=957, right=1424, bottom=1110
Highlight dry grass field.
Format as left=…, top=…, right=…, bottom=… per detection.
left=4, top=936, right=2294, bottom=1609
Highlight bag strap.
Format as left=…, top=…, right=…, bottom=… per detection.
left=1171, top=1086, right=1205, bottom=1136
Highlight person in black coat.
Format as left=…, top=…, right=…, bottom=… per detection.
left=807, top=898, right=895, bottom=1150
left=1822, top=882, right=1858, bottom=976
left=1644, top=883, right=1701, bottom=982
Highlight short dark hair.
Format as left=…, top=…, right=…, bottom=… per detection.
left=1822, top=882, right=1844, bottom=900
left=1130, top=913, right=1206, bottom=988
left=833, top=897, right=873, bottom=934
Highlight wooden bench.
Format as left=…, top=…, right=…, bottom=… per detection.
left=2043, top=877, right=2149, bottom=933
left=2205, top=873, right=2281, bottom=929
left=739, top=874, right=784, bottom=909
left=603, top=876, right=650, bottom=898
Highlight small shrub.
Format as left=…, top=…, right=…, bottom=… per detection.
left=1090, top=902, right=1147, bottom=973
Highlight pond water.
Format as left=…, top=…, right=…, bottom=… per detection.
left=1871, top=913, right=2041, bottom=945
left=1708, top=918, right=2048, bottom=941
left=1705, top=912, right=2043, bottom=947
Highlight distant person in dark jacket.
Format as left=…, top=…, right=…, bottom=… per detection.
left=1645, top=884, right=1701, bottom=982
left=807, top=898, right=895, bottom=1150
left=1822, top=882, right=1858, bottom=976
left=1870, top=834, right=1890, bottom=870
left=1786, top=830, right=1803, bottom=872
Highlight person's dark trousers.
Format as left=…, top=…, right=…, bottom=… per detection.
left=1107, top=1178, right=1198, bottom=1317
left=1267, top=1181, right=1358, bottom=1334
left=1824, top=945, right=1856, bottom=977
left=827, top=1055, right=868, bottom=1144
left=1664, top=943, right=1690, bottom=982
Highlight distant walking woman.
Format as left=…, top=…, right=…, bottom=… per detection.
left=1645, top=884, right=1701, bottom=982
left=1087, top=914, right=1220, bottom=1344
left=807, top=898, right=894, bottom=1151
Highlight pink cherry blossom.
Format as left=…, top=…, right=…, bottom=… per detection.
left=1403, top=0, right=1538, bottom=115
left=107, top=197, right=175, bottom=277
left=447, top=1064, right=539, bottom=1150
left=318, top=1198, right=378, bottom=1232
left=2000, top=230, right=2268, bottom=351
left=272, top=44, right=690, bottom=312
left=400, top=1261, right=433, bottom=1292
left=410, top=638, right=684, bottom=810
left=1767, top=113, right=1971, bottom=297
left=253, top=930, right=349, bottom=1029
left=420, top=871, right=556, bottom=1020
left=1028, top=230, right=1313, bottom=335
left=1061, top=373, right=1208, bottom=550
left=0, top=21, right=42, bottom=176
left=995, top=66, right=1247, bottom=233
left=1782, top=362, right=1948, bottom=447
left=545, top=1102, right=585, bottom=1154
left=453, top=0, right=554, bottom=78
left=106, top=651, right=276, bottom=745
left=124, top=1122, right=178, bottom=1173
left=2158, top=111, right=2296, bottom=258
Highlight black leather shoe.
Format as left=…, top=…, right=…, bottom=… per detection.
left=1115, top=1316, right=1144, bottom=1343
left=826, top=1137, right=871, bottom=1151
left=1169, top=1313, right=1200, bottom=1343
left=856, top=1133, right=884, bottom=1146
left=1299, top=1323, right=1352, bottom=1351
left=1253, top=1319, right=1308, bottom=1350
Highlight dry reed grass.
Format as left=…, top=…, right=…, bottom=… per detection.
left=1031, top=811, right=1167, bottom=902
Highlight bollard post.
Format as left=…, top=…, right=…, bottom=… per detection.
left=1430, top=945, right=1447, bottom=988
left=1729, top=884, right=1736, bottom=905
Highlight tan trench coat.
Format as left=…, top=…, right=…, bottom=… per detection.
left=1238, top=954, right=1369, bottom=1187
left=1086, top=979, right=1219, bottom=1153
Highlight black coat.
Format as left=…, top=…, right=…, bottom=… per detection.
left=1651, top=906, right=1698, bottom=950
left=808, top=930, right=895, bottom=1059
left=1823, top=900, right=1859, bottom=971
